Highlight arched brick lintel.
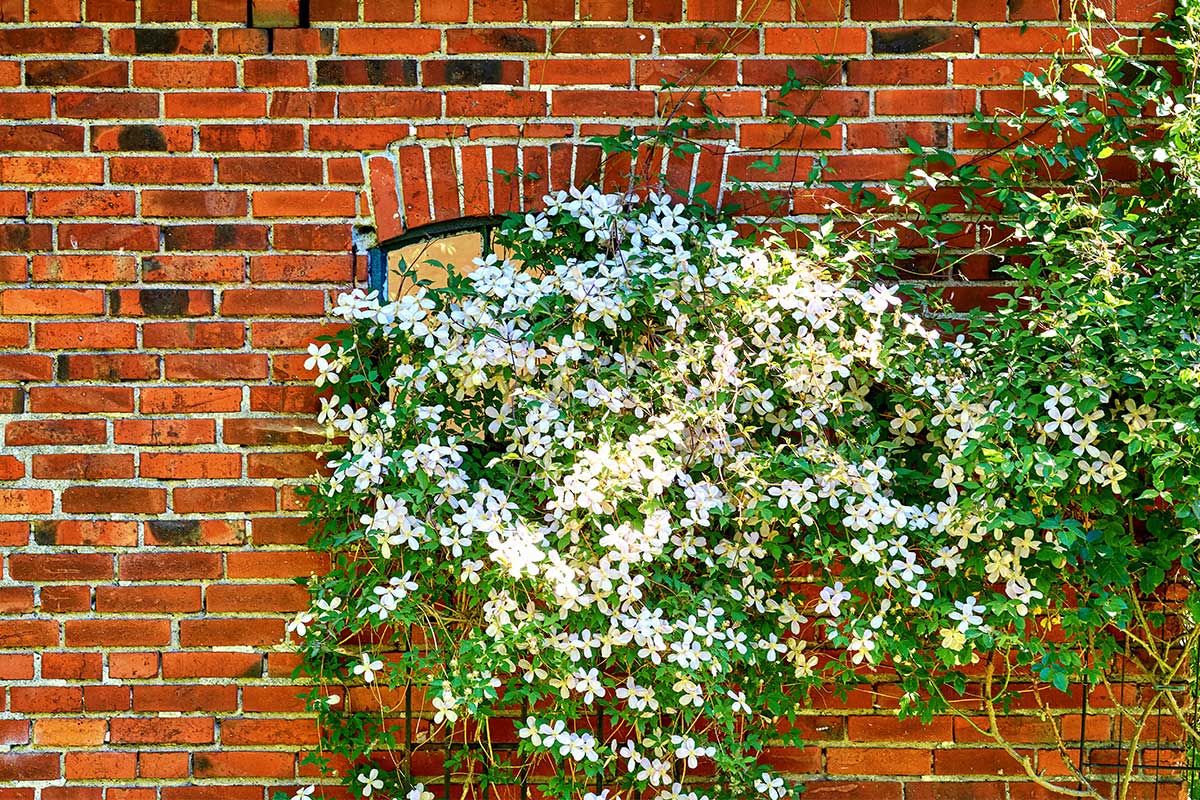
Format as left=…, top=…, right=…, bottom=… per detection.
left=366, top=138, right=730, bottom=244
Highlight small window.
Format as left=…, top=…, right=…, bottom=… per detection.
left=368, top=217, right=504, bottom=300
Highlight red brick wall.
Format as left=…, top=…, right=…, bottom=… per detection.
left=0, top=0, right=1178, bottom=798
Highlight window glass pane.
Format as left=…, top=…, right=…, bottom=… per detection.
left=386, top=231, right=484, bottom=299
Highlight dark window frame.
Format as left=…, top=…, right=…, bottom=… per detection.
left=368, top=216, right=504, bottom=299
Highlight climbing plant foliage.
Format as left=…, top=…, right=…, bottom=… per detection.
left=286, top=5, right=1200, bottom=800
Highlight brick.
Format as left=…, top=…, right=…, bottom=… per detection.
left=552, top=90, right=656, bottom=117
left=143, top=255, right=245, bottom=283
left=142, top=321, right=244, bottom=349
left=32, top=254, right=137, bottom=282
left=250, top=385, right=320, bottom=413
left=0, top=619, right=59, bottom=648
left=0, top=123, right=86, bottom=151
left=109, top=28, right=214, bottom=54
left=162, top=651, right=263, bottom=678
left=85, top=0, right=137, bottom=20
left=248, top=451, right=322, bottom=478
left=251, top=190, right=357, bottom=217
left=1, top=156, right=104, bottom=184
left=0, top=753, right=60, bottom=781
left=0, top=28, right=100, bottom=53
left=848, top=716, right=954, bottom=742
left=0, top=719, right=29, bottom=745
left=140, top=451, right=243, bottom=478
left=57, top=223, right=159, bottom=251
left=41, top=584, right=91, bottom=613
left=56, top=92, right=155, bottom=119
left=33, top=520, right=138, bottom=546
left=446, top=89, right=547, bottom=117
left=225, top=418, right=323, bottom=445
left=337, top=29, right=441, bottom=55
left=0, top=354, right=52, bottom=380
left=0, top=322, right=27, bottom=348
left=164, top=92, right=268, bottom=118
left=0, top=223, right=52, bottom=250
left=42, top=651, right=103, bottom=680
left=110, top=289, right=214, bottom=317
left=114, top=418, right=217, bottom=445
left=0, top=92, right=51, bottom=119
left=65, top=752, right=136, bottom=780
left=9, top=552, right=111, bottom=581
left=803, top=783, right=902, bottom=800
left=221, top=718, right=318, bottom=745
left=0, top=454, right=23, bottom=479
left=335, top=91, right=442, bottom=118
left=316, top=58, right=418, bottom=85
left=132, top=685, right=237, bottom=712
left=6, top=417, right=111, bottom=448
left=848, top=59, right=947, bottom=85
left=876, top=88, right=976, bottom=115
left=0, top=652, right=35, bottom=679
left=245, top=59, right=309, bottom=87
left=61, top=485, right=167, bottom=514
left=32, top=190, right=134, bottom=216
left=934, top=748, right=1030, bottom=775
left=35, top=321, right=137, bottom=349
left=205, top=582, right=308, bottom=612
left=110, top=156, right=214, bottom=184
left=979, top=26, right=1074, bottom=54
left=34, top=718, right=107, bottom=747
left=0, top=387, right=24, bottom=415
left=25, top=60, right=127, bottom=87
left=309, top=123, right=408, bottom=149
left=101, top=107, right=175, bottom=139
left=273, top=223, right=352, bottom=251
left=241, top=685, right=307, bottom=711
left=133, top=60, right=236, bottom=88
left=0, top=586, right=34, bottom=613
left=29, top=0, right=82, bottom=21
left=197, top=0, right=248, bottom=21
left=199, top=124, right=305, bottom=151
left=826, top=748, right=932, bottom=775
left=1, top=288, right=105, bottom=316
left=118, top=552, right=222, bottom=581
left=142, top=189, right=247, bottom=217
left=221, top=288, right=326, bottom=316
left=108, top=651, right=159, bottom=678
left=191, top=750, right=295, bottom=778
left=217, top=156, right=323, bottom=184
left=174, top=485, right=276, bottom=513
left=225, top=550, right=325, bottom=578
left=250, top=254, right=354, bottom=282
left=180, top=617, right=286, bottom=647
left=905, top=0, right=952, bottom=17
left=32, top=453, right=136, bottom=480
left=95, top=585, right=202, bottom=613
left=137, top=753, right=189, bottom=780
left=309, top=0, right=355, bottom=19
left=146, top=518, right=242, bottom=545
left=83, top=684, right=131, bottom=711
left=269, top=91, right=337, bottom=118
left=109, top=717, right=214, bottom=744
left=140, top=386, right=242, bottom=414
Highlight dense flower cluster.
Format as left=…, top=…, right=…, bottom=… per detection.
left=291, top=188, right=964, bottom=798
left=291, top=167, right=1200, bottom=798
